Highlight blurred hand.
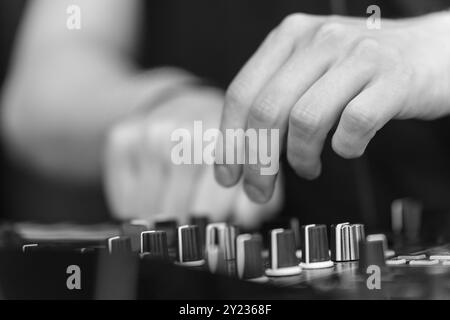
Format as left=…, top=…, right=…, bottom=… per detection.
left=103, top=86, right=282, bottom=228
left=215, top=12, right=450, bottom=203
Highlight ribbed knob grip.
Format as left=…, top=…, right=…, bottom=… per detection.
left=141, top=230, right=169, bottom=260
left=300, top=224, right=333, bottom=269
left=236, top=234, right=265, bottom=280
left=331, top=223, right=365, bottom=262
left=154, top=219, right=178, bottom=250
left=107, top=236, right=132, bottom=254
left=177, top=225, right=204, bottom=264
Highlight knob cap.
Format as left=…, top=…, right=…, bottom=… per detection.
left=261, top=217, right=301, bottom=250
left=300, top=224, right=333, bottom=269
left=391, top=198, right=422, bottom=245
left=154, top=219, right=178, bottom=251
left=358, top=236, right=386, bottom=274
left=366, top=234, right=395, bottom=258
left=121, top=220, right=150, bottom=252
left=190, top=215, right=209, bottom=250
left=265, top=228, right=301, bottom=277
left=331, top=223, right=365, bottom=262
left=140, top=230, right=169, bottom=260
left=206, top=223, right=236, bottom=274
left=236, top=234, right=267, bottom=282
left=107, top=236, right=132, bottom=254
left=177, top=225, right=205, bottom=266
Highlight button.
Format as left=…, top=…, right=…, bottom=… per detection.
left=266, top=228, right=302, bottom=277
left=205, top=223, right=236, bottom=274
left=140, top=230, right=169, bottom=260
left=300, top=224, right=334, bottom=269
left=397, top=254, right=427, bottom=261
left=409, top=259, right=439, bottom=266
left=177, top=225, right=205, bottom=266
left=331, top=223, right=365, bottom=262
left=107, top=236, right=132, bottom=254
left=429, top=255, right=450, bottom=261
left=386, top=258, right=407, bottom=265
left=236, top=234, right=268, bottom=282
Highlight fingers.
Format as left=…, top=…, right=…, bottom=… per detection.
left=331, top=40, right=408, bottom=159
left=190, top=165, right=239, bottom=222
left=286, top=41, right=378, bottom=178
left=242, top=36, right=332, bottom=203
left=103, top=119, right=143, bottom=220
left=233, top=173, right=283, bottom=229
left=332, top=76, right=404, bottom=158
left=215, top=14, right=319, bottom=188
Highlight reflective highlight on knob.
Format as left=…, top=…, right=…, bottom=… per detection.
left=107, top=236, right=132, bottom=254
left=236, top=234, right=267, bottom=282
left=206, top=223, right=236, bottom=274
left=265, top=228, right=302, bottom=277
left=331, top=223, right=365, bottom=262
left=140, top=230, right=169, bottom=260
left=300, top=224, right=334, bottom=269
left=177, top=225, right=205, bottom=266
left=121, top=219, right=150, bottom=252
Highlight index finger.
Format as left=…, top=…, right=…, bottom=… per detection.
left=214, top=14, right=317, bottom=188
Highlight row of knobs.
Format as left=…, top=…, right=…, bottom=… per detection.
left=106, top=219, right=389, bottom=281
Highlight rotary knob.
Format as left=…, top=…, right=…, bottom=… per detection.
left=358, top=236, right=386, bottom=274
left=265, top=228, right=302, bottom=277
left=190, top=215, right=209, bottom=250
left=300, top=224, right=334, bottom=269
left=121, top=219, right=150, bottom=252
left=331, top=223, right=365, bottom=262
left=140, top=230, right=169, bottom=260
left=236, top=234, right=267, bottom=282
left=154, top=218, right=178, bottom=252
left=177, top=225, right=205, bottom=266
left=107, top=236, right=132, bottom=254
left=205, top=223, right=236, bottom=274
left=366, top=234, right=395, bottom=258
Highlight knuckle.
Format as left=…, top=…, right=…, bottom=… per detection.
left=225, top=77, right=252, bottom=111
left=249, top=94, right=280, bottom=125
left=349, top=38, right=384, bottom=69
left=280, top=13, right=304, bottom=32
left=289, top=106, right=322, bottom=139
left=352, top=38, right=381, bottom=56
left=314, top=22, right=347, bottom=44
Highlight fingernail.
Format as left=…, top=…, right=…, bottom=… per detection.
left=244, top=183, right=268, bottom=204
left=215, top=164, right=235, bottom=187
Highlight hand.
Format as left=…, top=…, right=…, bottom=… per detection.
left=215, top=11, right=450, bottom=203
left=103, top=86, right=282, bottom=228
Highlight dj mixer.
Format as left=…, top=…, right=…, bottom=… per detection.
left=0, top=199, right=449, bottom=300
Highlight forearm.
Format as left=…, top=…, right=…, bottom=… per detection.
left=1, top=46, right=195, bottom=182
